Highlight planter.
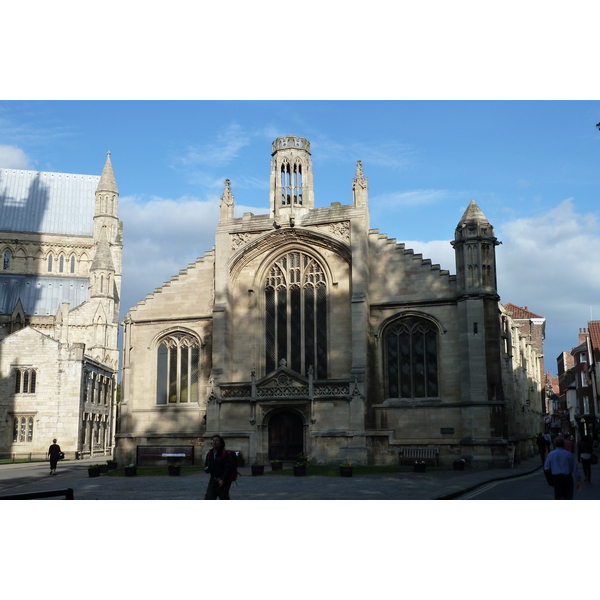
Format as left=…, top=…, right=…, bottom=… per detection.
left=124, top=466, right=137, bottom=477
left=414, top=463, right=426, bottom=473
left=88, top=467, right=100, bottom=478
left=270, top=461, right=283, bottom=471
left=453, top=461, right=465, bottom=471
left=99, top=464, right=109, bottom=474
left=293, top=465, right=307, bottom=477
left=107, top=460, right=118, bottom=471
left=251, top=465, right=264, bottom=476
left=339, top=466, right=353, bottom=478
left=168, top=465, right=181, bottom=476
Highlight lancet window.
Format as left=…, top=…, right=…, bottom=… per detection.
left=280, top=160, right=303, bottom=206
left=384, top=318, right=439, bottom=399
left=265, top=251, right=327, bottom=378
left=156, top=333, right=200, bottom=404
left=15, top=368, right=37, bottom=394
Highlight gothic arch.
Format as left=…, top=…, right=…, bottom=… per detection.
left=381, top=313, right=441, bottom=400
left=228, top=228, right=350, bottom=284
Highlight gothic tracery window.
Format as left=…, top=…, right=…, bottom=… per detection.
left=156, top=333, right=200, bottom=404
left=265, top=251, right=327, bottom=378
left=3, top=250, right=11, bottom=270
left=385, top=318, right=439, bottom=399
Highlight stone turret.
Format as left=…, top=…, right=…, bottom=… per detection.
left=269, top=136, right=314, bottom=222
left=452, top=200, right=500, bottom=297
left=94, top=152, right=119, bottom=243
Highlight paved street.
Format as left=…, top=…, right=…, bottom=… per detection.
left=2, top=455, right=598, bottom=500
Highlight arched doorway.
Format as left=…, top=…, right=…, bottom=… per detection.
left=268, top=411, right=304, bottom=460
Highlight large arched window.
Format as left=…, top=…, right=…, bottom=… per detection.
left=265, top=251, right=327, bottom=378
left=156, top=333, right=200, bottom=404
left=385, top=317, right=439, bottom=399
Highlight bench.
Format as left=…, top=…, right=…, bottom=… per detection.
left=399, top=447, right=439, bottom=466
left=0, top=488, right=74, bottom=500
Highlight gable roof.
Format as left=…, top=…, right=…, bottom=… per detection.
left=504, top=302, right=544, bottom=320
left=0, top=168, right=98, bottom=236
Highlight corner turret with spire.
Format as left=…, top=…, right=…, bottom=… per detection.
left=452, top=200, right=500, bottom=297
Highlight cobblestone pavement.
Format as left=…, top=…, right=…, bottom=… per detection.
left=0, top=455, right=569, bottom=500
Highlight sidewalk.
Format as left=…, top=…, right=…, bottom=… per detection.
left=0, top=456, right=545, bottom=500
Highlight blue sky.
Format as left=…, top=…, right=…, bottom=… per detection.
left=2, top=100, right=599, bottom=374
left=4, top=0, right=600, bottom=583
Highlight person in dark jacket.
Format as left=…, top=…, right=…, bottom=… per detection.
left=536, top=433, right=546, bottom=464
left=578, top=435, right=593, bottom=483
left=47, top=439, right=61, bottom=475
left=204, top=435, right=233, bottom=500
left=544, top=436, right=581, bottom=499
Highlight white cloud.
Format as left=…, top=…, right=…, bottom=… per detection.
left=373, top=188, right=454, bottom=209
left=119, top=193, right=268, bottom=316
left=176, top=122, right=251, bottom=169
left=397, top=198, right=600, bottom=373
left=0, top=145, right=32, bottom=169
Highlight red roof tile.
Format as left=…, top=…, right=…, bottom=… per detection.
left=504, top=302, right=544, bottom=319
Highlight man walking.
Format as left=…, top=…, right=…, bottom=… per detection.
left=544, top=436, right=582, bottom=500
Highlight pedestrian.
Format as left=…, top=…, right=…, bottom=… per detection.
left=47, top=438, right=61, bottom=475
left=578, top=435, right=593, bottom=483
left=544, top=436, right=582, bottom=500
left=543, top=432, right=553, bottom=452
left=204, top=435, right=233, bottom=500
left=563, top=435, right=575, bottom=453
left=536, top=433, right=546, bottom=464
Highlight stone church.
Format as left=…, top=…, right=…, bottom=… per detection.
left=118, top=136, right=540, bottom=468
left=0, top=154, right=122, bottom=459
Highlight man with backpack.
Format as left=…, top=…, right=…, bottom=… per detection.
left=204, top=435, right=235, bottom=500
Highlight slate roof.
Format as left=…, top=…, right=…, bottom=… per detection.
left=0, top=168, right=99, bottom=236
left=0, top=274, right=89, bottom=316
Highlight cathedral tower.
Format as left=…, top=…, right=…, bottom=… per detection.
left=269, top=136, right=314, bottom=222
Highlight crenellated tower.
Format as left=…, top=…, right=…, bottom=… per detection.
left=269, top=136, right=314, bottom=222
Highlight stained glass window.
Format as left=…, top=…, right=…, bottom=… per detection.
left=265, top=251, right=327, bottom=377
left=385, top=318, right=439, bottom=399
left=156, top=333, right=200, bottom=404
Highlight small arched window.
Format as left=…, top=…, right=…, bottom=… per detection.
left=3, top=250, right=11, bottom=270
left=156, top=333, right=200, bottom=404
left=70, top=255, right=76, bottom=273
left=384, top=317, right=439, bottom=399
left=47, top=254, right=53, bottom=272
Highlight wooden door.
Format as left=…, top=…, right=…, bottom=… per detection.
left=268, top=411, right=304, bottom=460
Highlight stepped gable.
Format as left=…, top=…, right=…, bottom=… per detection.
left=368, top=228, right=453, bottom=278
left=503, top=302, right=543, bottom=319
left=128, top=249, right=215, bottom=312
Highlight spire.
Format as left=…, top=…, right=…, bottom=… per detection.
left=91, top=227, right=115, bottom=272
left=96, top=151, right=118, bottom=195
left=457, top=200, right=488, bottom=227
left=352, top=159, right=368, bottom=209
left=219, top=179, right=235, bottom=222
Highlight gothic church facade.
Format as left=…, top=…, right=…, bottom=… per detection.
left=0, top=155, right=122, bottom=459
left=118, top=136, right=535, bottom=468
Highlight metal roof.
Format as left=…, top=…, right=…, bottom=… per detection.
left=0, top=168, right=98, bottom=236
left=0, top=274, right=89, bottom=316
